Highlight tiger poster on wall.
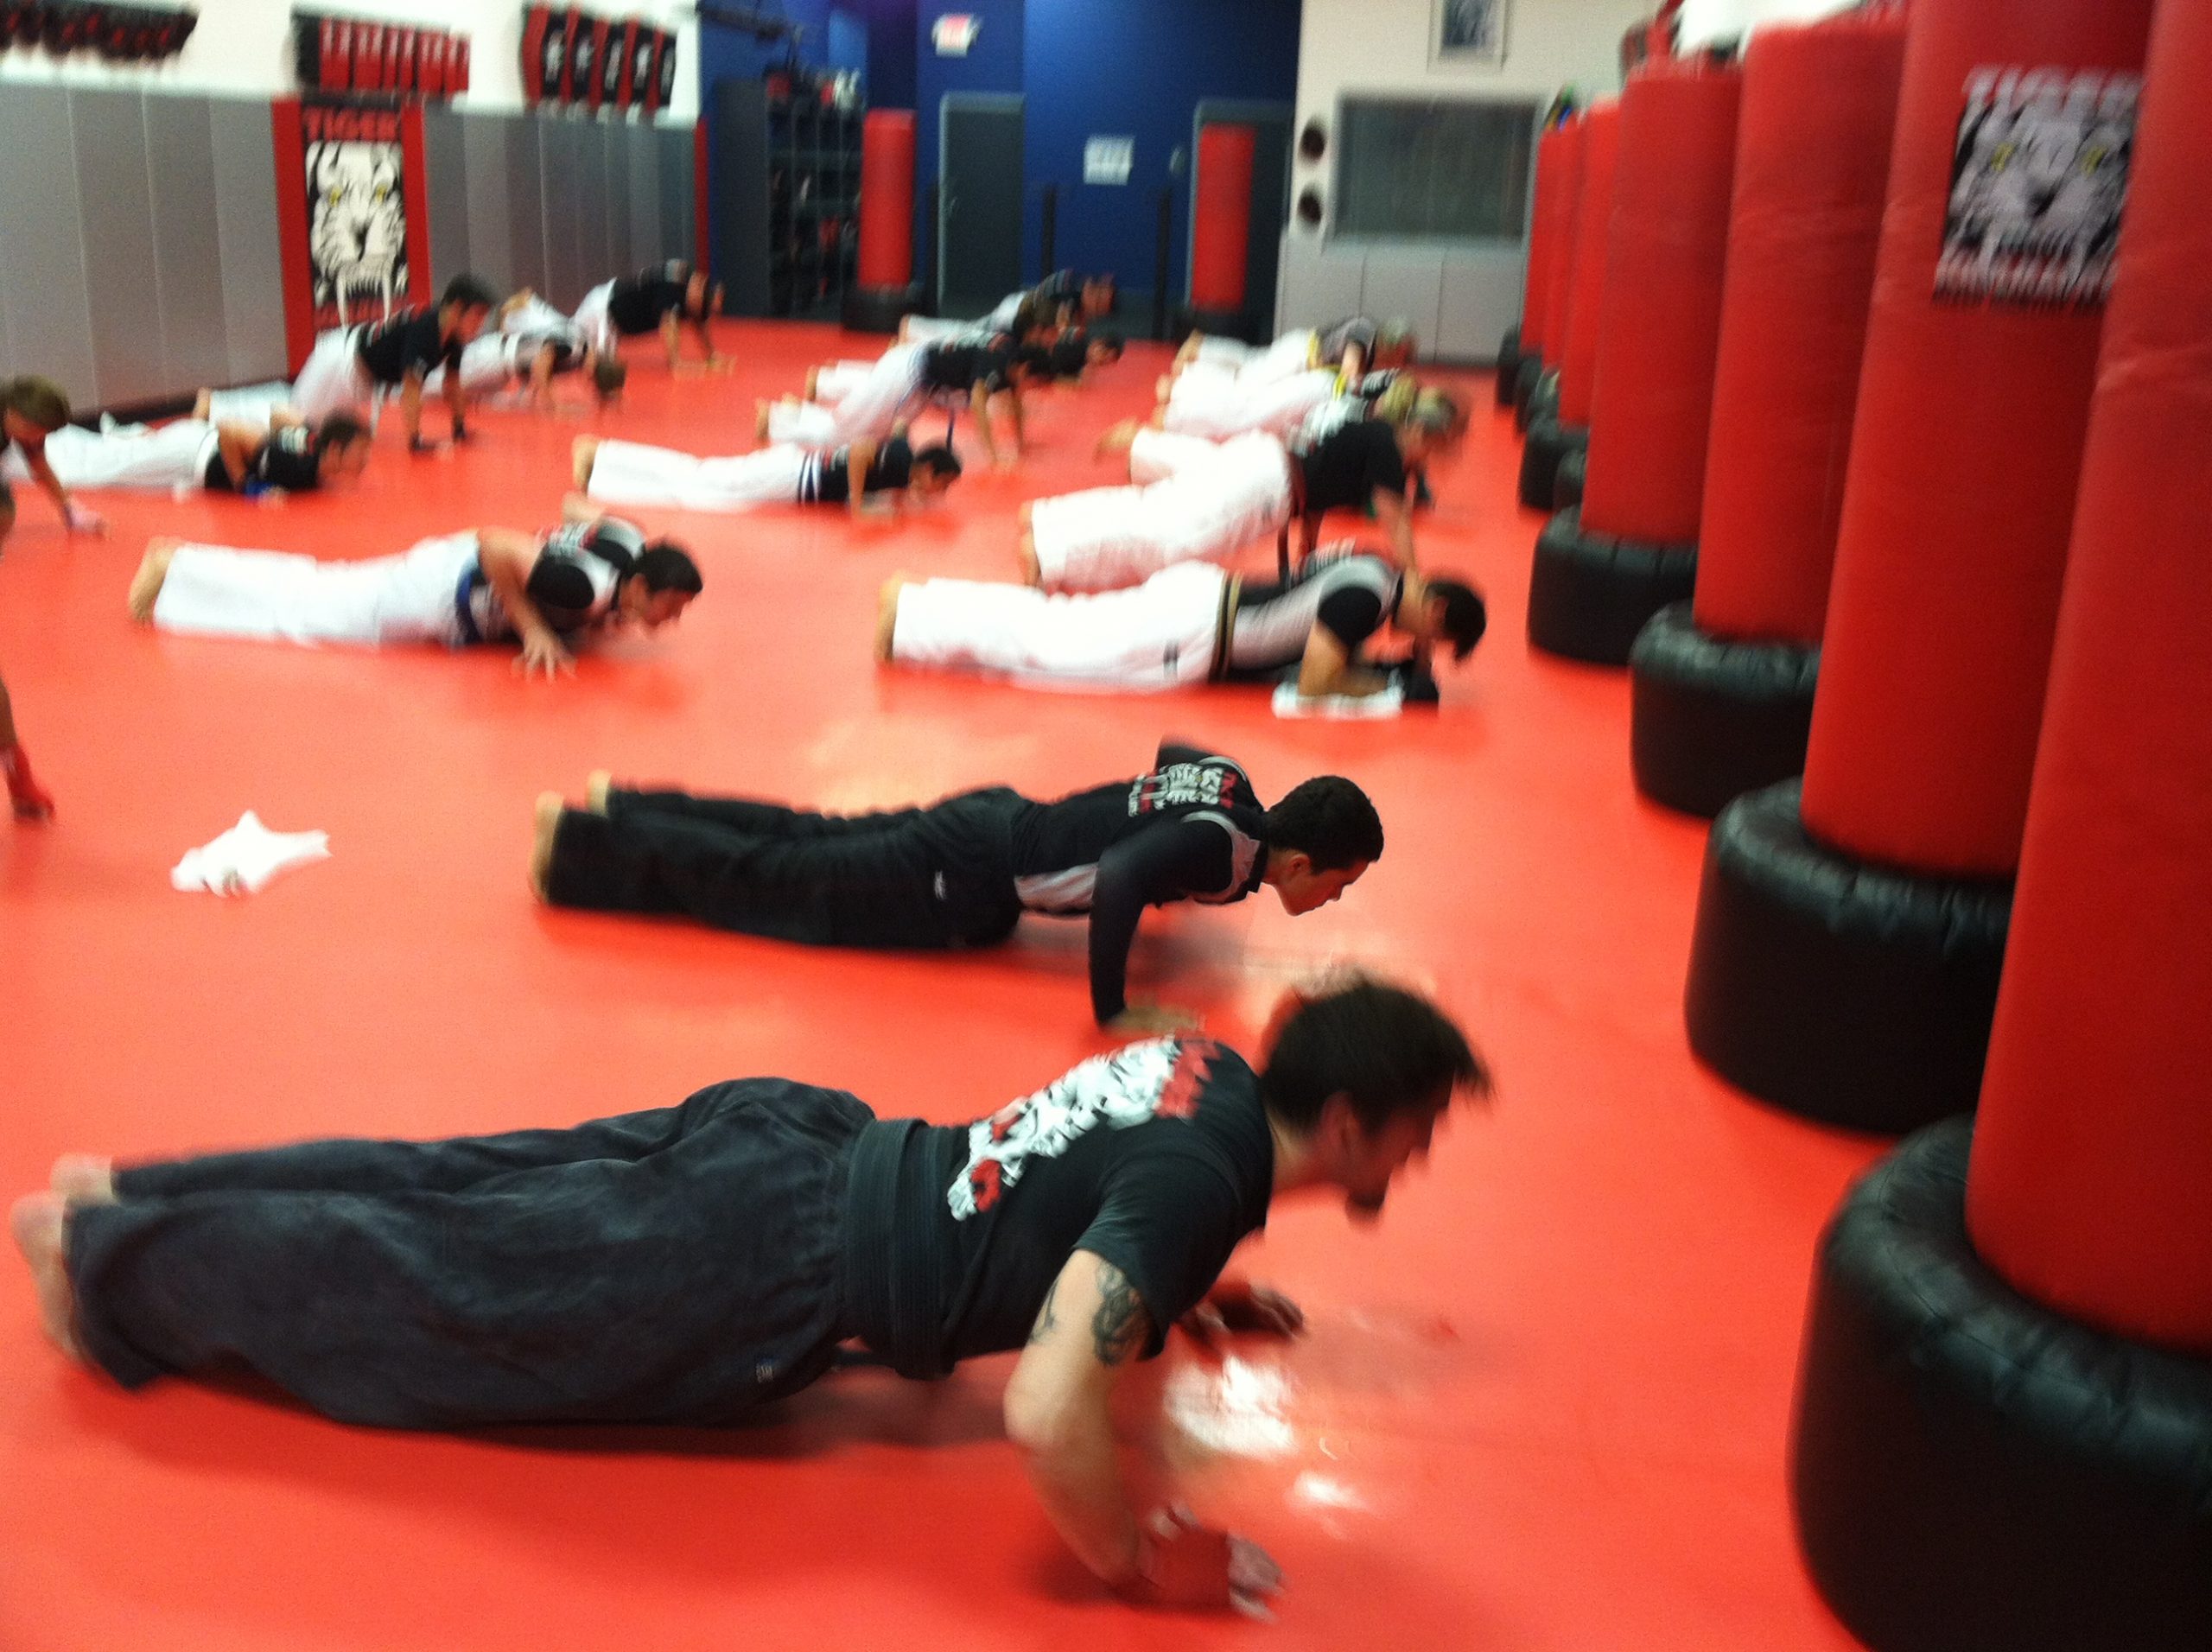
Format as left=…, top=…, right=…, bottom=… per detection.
left=270, top=98, right=435, bottom=372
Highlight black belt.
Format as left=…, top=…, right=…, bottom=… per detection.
left=1211, top=572, right=1242, bottom=683
left=837, top=1118, right=954, bottom=1380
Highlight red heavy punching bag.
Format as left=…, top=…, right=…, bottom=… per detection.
left=1556, top=99, right=1622, bottom=433
left=1681, top=0, right=2155, bottom=1135
left=1626, top=13, right=1908, bottom=820
left=1967, top=2, right=2212, bottom=1354
left=1192, top=124, right=1256, bottom=319
left=1540, top=118, right=1586, bottom=375
left=856, top=111, right=916, bottom=290
left=1580, top=61, right=1742, bottom=549
left=1521, top=124, right=1569, bottom=365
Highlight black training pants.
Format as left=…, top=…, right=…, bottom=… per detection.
left=67, top=1079, right=871, bottom=1428
left=543, top=785, right=1027, bottom=949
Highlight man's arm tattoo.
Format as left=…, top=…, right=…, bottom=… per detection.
left=1028, top=1277, right=1060, bottom=1345
left=1090, top=1261, right=1150, bottom=1368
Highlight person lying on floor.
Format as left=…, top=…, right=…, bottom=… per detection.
left=15, top=411, right=372, bottom=499
left=533, top=746, right=1382, bottom=1033
left=572, top=259, right=725, bottom=373
left=200, top=275, right=498, bottom=454
left=760, top=336, right=1051, bottom=469
left=12, top=978, right=1487, bottom=1617
left=572, top=429, right=962, bottom=519
left=125, top=511, right=701, bottom=678
left=880, top=546, right=1483, bottom=706
left=1015, top=396, right=1454, bottom=594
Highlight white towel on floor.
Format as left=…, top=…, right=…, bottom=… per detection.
left=171, top=811, right=331, bottom=896
left=1272, top=681, right=1406, bottom=720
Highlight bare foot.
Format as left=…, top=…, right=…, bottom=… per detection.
left=754, top=400, right=772, bottom=442
left=571, top=435, right=600, bottom=491
left=585, top=771, right=613, bottom=816
left=804, top=366, right=822, bottom=401
left=49, top=1155, right=117, bottom=1207
left=1017, top=531, right=1042, bottom=588
left=192, top=389, right=213, bottom=420
left=128, top=542, right=179, bottom=624
left=530, top=791, right=564, bottom=901
left=1155, top=373, right=1173, bottom=403
left=10, top=1194, right=86, bottom=1363
left=1094, top=420, right=1141, bottom=463
left=874, top=575, right=909, bottom=664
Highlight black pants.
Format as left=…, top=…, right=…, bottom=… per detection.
left=544, top=785, right=1027, bottom=949
left=68, top=1079, right=871, bottom=1428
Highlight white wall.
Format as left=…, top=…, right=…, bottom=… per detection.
left=1282, top=0, right=1652, bottom=359
left=0, top=0, right=700, bottom=121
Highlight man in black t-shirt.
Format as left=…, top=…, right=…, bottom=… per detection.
left=573, top=429, right=962, bottom=518
left=1287, top=392, right=1460, bottom=572
left=22, top=411, right=372, bottom=499
left=533, top=746, right=1382, bottom=1032
left=574, top=260, right=724, bottom=372
left=261, top=274, right=498, bottom=452
left=19, top=981, right=1484, bottom=1615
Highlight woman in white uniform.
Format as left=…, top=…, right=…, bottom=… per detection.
left=124, top=513, right=702, bottom=678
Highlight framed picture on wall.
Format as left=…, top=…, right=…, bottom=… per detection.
left=1432, top=0, right=1508, bottom=67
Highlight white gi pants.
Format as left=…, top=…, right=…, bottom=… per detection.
left=149, top=532, right=481, bottom=649
left=890, top=561, right=1228, bottom=691
left=285, top=327, right=376, bottom=424
left=586, top=439, right=810, bottom=512
left=9, top=421, right=219, bottom=492
left=1160, top=365, right=1338, bottom=442
left=200, top=383, right=296, bottom=430
left=1190, top=329, right=1318, bottom=384
left=770, top=345, right=926, bottom=447
left=572, top=280, right=619, bottom=359
left=1029, top=429, right=1291, bottom=594
left=422, top=334, right=527, bottom=397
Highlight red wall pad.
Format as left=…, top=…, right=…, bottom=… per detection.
left=1189, top=124, right=1257, bottom=330
left=842, top=109, right=918, bottom=333
left=1529, top=62, right=1740, bottom=666
left=1514, top=115, right=1583, bottom=428
left=1682, top=0, right=2153, bottom=1138
left=1519, top=100, right=1618, bottom=509
left=1628, top=14, right=1907, bottom=817
left=1496, top=119, right=1569, bottom=409
left=1792, top=19, right=2212, bottom=1621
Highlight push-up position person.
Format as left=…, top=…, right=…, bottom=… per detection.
left=1173, top=317, right=1415, bottom=390
left=3, top=376, right=103, bottom=823
left=535, top=746, right=1382, bottom=1032
left=901, top=270, right=1117, bottom=344
left=1019, top=395, right=1456, bottom=594
left=882, top=546, right=1484, bottom=704
left=204, top=276, right=499, bottom=452
left=573, top=260, right=724, bottom=372
left=11, top=979, right=1486, bottom=1615
left=126, top=511, right=701, bottom=678
left=21, top=411, right=372, bottom=498
left=763, top=337, right=1046, bottom=469
left=573, top=429, right=962, bottom=519
left=423, top=289, right=626, bottom=414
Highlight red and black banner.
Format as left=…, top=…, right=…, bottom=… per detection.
left=521, top=5, right=676, bottom=116
left=270, top=98, right=434, bottom=372
left=0, top=2, right=197, bottom=59
left=294, top=10, right=468, bottom=104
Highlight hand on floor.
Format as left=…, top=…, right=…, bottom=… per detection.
left=1179, top=1280, right=1305, bottom=1349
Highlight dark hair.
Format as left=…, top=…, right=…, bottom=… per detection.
left=592, top=356, right=628, bottom=397
left=442, top=273, right=500, bottom=313
left=314, top=411, right=371, bottom=452
left=1261, top=980, right=1488, bottom=1133
left=1089, top=328, right=1123, bottom=359
left=1426, top=576, right=1487, bottom=660
left=1012, top=343, right=1056, bottom=379
left=912, top=444, right=963, bottom=481
left=1265, top=776, right=1384, bottom=871
left=3, top=376, right=70, bottom=432
left=636, top=542, right=702, bottom=595
left=1046, top=335, right=1090, bottom=381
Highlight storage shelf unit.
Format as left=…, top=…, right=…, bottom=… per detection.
left=712, top=77, right=863, bottom=320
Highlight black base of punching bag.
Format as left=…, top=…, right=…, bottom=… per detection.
left=1684, top=781, right=2011, bottom=1133
left=1494, top=326, right=1523, bottom=408
left=842, top=284, right=921, bottom=334
left=1553, top=448, right=1586, bottom=511
left=1794, top=1119, right=2212, bottom=1652
left=1513, top=361, right=1553, bottom=431
left=1629, top=603, right=1819, bottom=818
left=1518, top=415, right=1586, bottom=510
left=1527, top=506, right=1695, bottom=665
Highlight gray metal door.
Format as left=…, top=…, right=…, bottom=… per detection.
left=939, top=94, right=1025, bottom=318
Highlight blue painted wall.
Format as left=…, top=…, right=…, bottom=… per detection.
left=1020, top=0, right=1300, bottom=295
left=912, top=0, right=1027, bottom=287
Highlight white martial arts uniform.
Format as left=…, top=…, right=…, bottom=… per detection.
left=423, top=295, right=588, bottom=397
left=149, top=532, right=483, bottom=649
left=200, top=327, right=371, bottom=430
left=3, top=421, right=219, bottom=492
left=767, top=344, right=931, bottom=448
left=585, top=438, right=811, bottom=512
left=890, top=561, right=1231, bottom=691
left=1028, top=428, right=1292, bottom=594
left=199, top=383, right=296, bottom=430
left=1160, top=365, right=1339, bottom=442
left=1188, top=329, right=1319, bottom=384
left=572, top=279, right=620, bottom=359
left=902, top=285, right=1025, bottom=342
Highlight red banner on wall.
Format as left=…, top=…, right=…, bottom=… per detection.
left=270, top=98, right=435, bottom=372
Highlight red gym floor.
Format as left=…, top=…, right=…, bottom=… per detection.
left=1, top=324, right=1878, bottom=1650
